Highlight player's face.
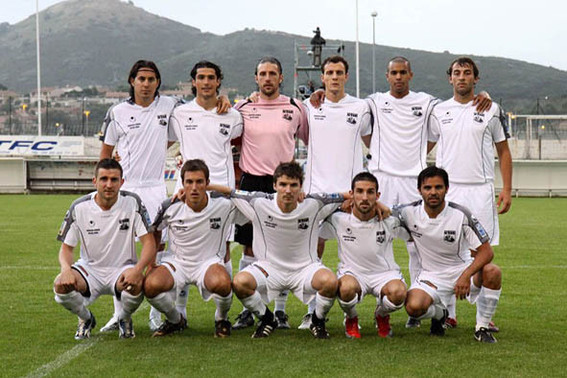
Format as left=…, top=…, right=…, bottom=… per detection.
left=130, top=69, right=159, bottom=105
left=419, top=176, right=447, bottom=210
left=274, top=175, right=301, bottom=207
left=94, top=168, right=123, bottom=202
left=321, top=62, right=348, bottom=93
left=352, top=180, right=379, bottom=215
left=183, top=170, right=209, bottom=207
left=449, top=63, right=478, bottom=97
left=193, top=67, right=220, bottom=100
left=386, top=61, right=413, bottom=98
left=255, top=62, right=283, bottom=98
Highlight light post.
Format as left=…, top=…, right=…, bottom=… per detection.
left=371, top=11, right=377, bottom=94
left=84, top=110, right=91, bottom=135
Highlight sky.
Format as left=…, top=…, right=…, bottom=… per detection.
left=2, top=0, right=566, bottom=71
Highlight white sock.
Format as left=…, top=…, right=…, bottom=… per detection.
left=240, top=291, right=266, bottom=319
left=213, top=292, right=233, bottom=321
left=338, top=296, right=358, bottom=319
left=417, top=303, right=445, bottom=321
left=315, top=293, right=335, bottom=320
left=307, top=298, right=316, bottom=314
left=147, top=292, right=180, bottom=323
left=446, top=294, right=457, bottom=318
left=376, top=295, right=403, bottom=317
left=149, top=306, right=162, bottom=320
left=476, top=287, right=501, bottom=330
left=239, top=255, right=256, bottom=271
left=119, top=291, right=143, bottom=321
left=274, top=290, right=288, bottom=312
left=224, top=259, right=233, bottom=279
left=54, top=291, right=90, bottom=320
left=112, top=295, right=123, bottom=320
left=175, top=285, right=190, bottom=318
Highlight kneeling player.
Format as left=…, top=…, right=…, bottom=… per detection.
left=326, top=172, right=407, bottom=338
left=397, top=166, right=502, bottom=343
left=144, top=160, right=242, bottom=338
left=210, top=162, right=348, bottom=339
left=54, top=159, right=155, bottom=340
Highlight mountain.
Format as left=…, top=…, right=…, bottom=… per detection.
left=1, top=0, right=566, bottom=112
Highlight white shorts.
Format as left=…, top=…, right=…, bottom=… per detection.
left=409, top=265, right=480, bottom=307
left=371, top=171, right=420, bottom=207
left=160, top=255, right=224, bottom=301
left=122, top=184, right=168, bottom=222
left=244, top=261, right=329, bottom=305
left=337, top=267, right=405, bottom=300
left=447, top=182, right=499, bottom=245
left=71, top=262, right=134, bottom=305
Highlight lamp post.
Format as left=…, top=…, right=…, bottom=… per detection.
left=371, top=11, right=377, bottom=94
left=355, top=0, right=360, bottom=97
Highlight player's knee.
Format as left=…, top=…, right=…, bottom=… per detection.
left=387, top=285, right=407, bottom=305
left=337, top=280, right=358, bottom=301
left=317, top=270, right=338, bottom=294
left=405, top=295, right=425, bottom=317
left=232, top=272, right=255, bottom=298
left=206, top=266, right=232, bottom=297
left=143, top=273, right=165, bottom=298
left=482, top=263, right=502, bottom=287
left=53, top=279, right=73, bottom=295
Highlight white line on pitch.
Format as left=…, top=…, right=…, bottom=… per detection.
left=25, top=340, right=98, bottom=378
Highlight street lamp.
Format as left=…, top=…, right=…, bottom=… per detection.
left=84, top=110, right=91, bottom=135
left=371, top=11, right=377, bottom=94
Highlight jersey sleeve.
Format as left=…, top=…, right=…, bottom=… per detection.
left=231, top=111, right=244, bottom=139
left=230, top=190, right=273, bottom=221
left=57, top=207, right=79, bottom=247
left=427, top=112, right=441, bottom=143
left=150, top=198, right=175, bottom=232
left=383, top=216, right=410, bottom=241
left=100, top=106, right=120, bottom=146
left=168, top=111, right=180, bottom=142
left=360, top=102, right=372, bottom=137
left=295, top=100, right=310, bottom=144
left=450, top=202, right=489, bottom=248
left=488, top=104, right=507, bottom=144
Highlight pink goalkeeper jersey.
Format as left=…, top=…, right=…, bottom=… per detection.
left=235, top=95, right=308, bottom=176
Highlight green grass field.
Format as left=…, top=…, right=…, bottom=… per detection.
left=1, top=195, right=566, bottom=377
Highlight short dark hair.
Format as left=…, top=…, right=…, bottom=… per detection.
left=95, top=158, right=123, bottom=178
left=180, top=159, right=209, bottom=182
left=321, top=55, right=349, bottom=74
left=273, top=161, right=304, bottom=185
left=190, top=61, right=223, bottom=96
left=447, top=57, right=479, bottom=79
left=417, top=166, right=449, bottom=189
left=351, top=172, right=378, bottom=191
left=128, top=60, right=161, bottom=100
left=255, top=56, right=283, bottom=75
left=387, top=56, right=412, bottom=73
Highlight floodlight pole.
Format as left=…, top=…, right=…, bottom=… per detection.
left=371, top=11, right=377, bottom=94
left=355, top=0, right=360, bottom=97
left=36, top=0, right=42, bottom=136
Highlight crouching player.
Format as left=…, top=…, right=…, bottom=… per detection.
left=397, top=166, right=502, bottom=343
left=54, top=159, right=155, bottom=339
left=325, top=172, right=407, bottom=338
left=143, top=159, right=243, bottom=338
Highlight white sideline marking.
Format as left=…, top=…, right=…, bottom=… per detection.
left=0, top=266, right=58, bottom=270
left=26, top=340, right=98, bottom=378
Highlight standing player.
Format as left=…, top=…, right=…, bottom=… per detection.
left=169, top=61, right=243, bottom=318
left=299, top=55, right=371, bottom=328
left=232, top=57, right=309, bottom=330
left=143, top=159, right=243, bottom=338
left=209, top=162, right=348, bottom=339
left=397, top=166, right=502, bottom=343
left=54, top=159, right=155, bottom=339
left=326, top=172, right=407, bottom=338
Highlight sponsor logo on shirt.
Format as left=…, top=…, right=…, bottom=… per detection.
left=157, top=114, right=168, bottom=126
left=376, top=230, right=386, bottom=244
left=441, top=111, right=453, bottom=125
left=410, top=224, right=422, bottom=238
left=346, top=112, right=358, bottom=125
left=412, top=106, right=423, bottom=117
left=313, top=107, right=326, bottom=121
left=297, top=217, right=309, bottom=230
left=219, top=123, right=230, bottom=136
left=282, top=109, right=293, bottom=121
left=248, top=108, right=261, bottom=120
left=210, top=217, right=221, bottom=230
left=443, top=230, right=456, bottom=243
left=119, top=218, right=130, bottom=231
left=184, top=117, right=198, bottom=131
left=263, top=216, right=277, bottom=229
left=380, top=102, right=394, bottom=114
left=341, top=228, right=356, bottom=242
left=127, top=116, right=141, bottom=130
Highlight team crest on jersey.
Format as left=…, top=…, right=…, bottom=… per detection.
left=209, top=217, right=221, bottom=230
left=157, top=114, right=168, bottom=126
left=119, top=218, right=130, bottom=231
left=346, top=112, right=358, bottom=125
left=282, top=109, right=293, bottom=121
left=219, top=123, right=230, bottom=136
left=412, top=106, right=423, bottom=117
left=443, top=230, right=456, bottom=243
left=376, top=230, right=386, bottom=244
left=473, top=112, right=485, bottom=123
left=297, top=217, right=309, bottom=230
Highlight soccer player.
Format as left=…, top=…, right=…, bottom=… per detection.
left=326, top=172, right=407, bottom=338
left=143, top=159, right=243, bottom=338
left=299, top=55, right=372, bottom=329
left=209, top=162, right=347, bottom=339
left=54, top=158, right=155, bottom=339
left=232, top=57, right=309, bottom=330
left=169, top=61, right=243, bottom=318
left=397, top=166, right=502, bottom=343
left=428, top=57, right=512, bottom=330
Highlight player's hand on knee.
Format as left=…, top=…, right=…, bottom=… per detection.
left=118, top=268, right=143, bottom=293
left=309, top=89, right=325, bottom=108
left=57, top=269, right=78, bottom=292
left=454, top=275, right=471, bottom=300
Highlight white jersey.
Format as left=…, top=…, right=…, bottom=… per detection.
left=169, top=100, right=243, bottom=187
left=57, top=191, right=151, bottom=271
left=429, top=100, right=507, bottom=184
left=303, top=94, right=371, bottom=193
left=230, top=191, right=344, bottom=272
left=393, top=200, right=489, bottom=274
left=325, top=212, right=408, bottom=276
left=151, top=193, right=245, bottom=268
left=100, top=95, right=180, bottom=188
left=366, top=91, right=439, bottom=177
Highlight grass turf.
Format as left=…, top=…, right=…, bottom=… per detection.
left=0, top=195, right=565, bottom=377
